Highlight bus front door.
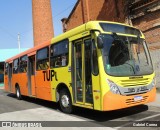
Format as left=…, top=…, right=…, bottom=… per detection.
left=28, top=56, right=36, bottom=96
left=73, top=38, right=93, bottom=105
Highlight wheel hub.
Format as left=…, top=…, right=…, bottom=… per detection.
left=17, top=89, right=20, bottom=97
left=61, top=95, right=69, bottom=108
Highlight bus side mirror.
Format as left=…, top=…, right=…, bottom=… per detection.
left=97, top=35, right=104, bottom=49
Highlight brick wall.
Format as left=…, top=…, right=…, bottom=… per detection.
left=66, top=1, right=84, bottom=31
left=66, top=0, right=126, bottom=31
left=149, top=47, right=160, bottom=87
left=32, top=0, right=54, bottom=46
left=132, top=10, right=160, bottom=44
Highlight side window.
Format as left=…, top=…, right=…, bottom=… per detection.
left=91, top=40, right=99, bottom=75
left=50, top=39, right=69, bottom=68
left=37, top=47, right=49, bottom=70
left=20, top=55, right=27, bottom=73
left=5, top=63, right=8, bottom=75
left=13, top=59, right=19, bottom=74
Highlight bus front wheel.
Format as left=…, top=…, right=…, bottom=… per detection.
left=59, top=89, right=72, bottom=114
left=16, top=86, right=22, bottom=100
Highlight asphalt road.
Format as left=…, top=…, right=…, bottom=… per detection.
left=0, top=89, right=160, bottom=130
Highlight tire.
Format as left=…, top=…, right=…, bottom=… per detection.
left=16, top=86, right=22, bottom=100
left=59, top=89, right=73, bottom=114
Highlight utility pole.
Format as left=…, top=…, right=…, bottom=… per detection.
left=18, top=33, right=21, bottom=53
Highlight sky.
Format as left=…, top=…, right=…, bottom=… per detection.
left=0, top=0, right=77, bottom=49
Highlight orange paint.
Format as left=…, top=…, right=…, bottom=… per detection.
left=5, top=40, right=51, bottom=100
left=35, top=69, right=52, bottom=101
left=4, top=75, right=8, bottom=91
left=19, top=73, right=28, bottom=96
left=12, top=73, right=20, bottom=93
left=31, top=75, right=36, bottom=96
left=103, top=87, right=156, bottom=111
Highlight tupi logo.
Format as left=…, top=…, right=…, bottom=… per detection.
left=42, top=70, right=57, bottom=81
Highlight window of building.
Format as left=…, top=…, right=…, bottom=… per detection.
left=50, top=39, right=69, bottom=68
left=20, top=55, right=27, bottom=73
left=13, top=59, right=19, bottom=74
left=37, top=47, right=49, bottom=70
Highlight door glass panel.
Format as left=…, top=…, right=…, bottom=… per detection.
left=84, top=39, right=93, bottom=103
left=28, top=56, right=36, bottom=96
left=75, top=42, right=83, bottom=102
left=30, top=56, right=35, bottom=75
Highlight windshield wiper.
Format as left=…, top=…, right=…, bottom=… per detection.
left=124, top=62, right=135, bottom=74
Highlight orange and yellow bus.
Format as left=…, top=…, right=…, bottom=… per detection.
left=4, top=21, right=156, bottom=113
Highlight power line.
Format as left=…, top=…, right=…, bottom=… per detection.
left=20, top=2, right=76, bottom=36
left=0, top=25, right=17, bottom=41
left=0, top=2, right=76, bottom=40
left=20, top=28, right=33, bottom=35
left=53, top=3, right=75, bottom=18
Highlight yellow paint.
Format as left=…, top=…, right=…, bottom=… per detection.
left=49, top=21, right=155, bottom=111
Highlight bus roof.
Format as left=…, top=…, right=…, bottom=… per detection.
left=51, top=21, right=142, bottom=43
left=5, top=40, right=50, bottom=63
left=5, top=21, right=142, bottom=63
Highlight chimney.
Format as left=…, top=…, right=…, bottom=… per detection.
left=61, top=18, right=67, bottom=33
left=81, top=0, right=90, bottom=23
left=32, top=0, right=54, bottom=46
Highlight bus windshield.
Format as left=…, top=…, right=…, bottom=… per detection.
left=101, top=34, right=153, bottom=76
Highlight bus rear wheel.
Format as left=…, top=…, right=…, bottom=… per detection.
left=59, top=89, right=73, bottom=114
left=16, top=86, right=22, bottom=100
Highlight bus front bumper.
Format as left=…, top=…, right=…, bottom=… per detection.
left=103, top=87, right=156, bottom=111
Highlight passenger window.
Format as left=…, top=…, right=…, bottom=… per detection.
left=20, top=55, right=28, bottom=73
left=13, top=59, right=19, bottom=74
left=50, top=39, right=69, bottom=68
left=37, top=47, right=49, bottom=70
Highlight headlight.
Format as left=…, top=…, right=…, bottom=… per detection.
left=107, top=79, right=120, bottom=94
left=151, top=78, right=156, bottom=88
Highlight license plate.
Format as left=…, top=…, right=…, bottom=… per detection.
left=134, top=96, right=143, bottom=101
